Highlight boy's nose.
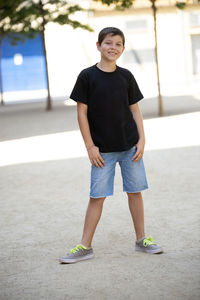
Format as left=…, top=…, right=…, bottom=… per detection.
left=110, top=44, right=116, bottom=49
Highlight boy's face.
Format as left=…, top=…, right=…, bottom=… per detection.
left=96, top=34, right=125, bottom=62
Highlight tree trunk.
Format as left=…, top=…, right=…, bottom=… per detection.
left=39, top=0, right=52, bottom=111
left=41, top=29, right=52, bottom=110
left=151, top=0, right=163, bottom=116
left=0, top=39, right=4, bottom=105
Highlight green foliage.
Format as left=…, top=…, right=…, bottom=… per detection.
left=96, top=0, right=200, bottom=10
left=0, top=0, right=93, bottom=44
left=176, top=2, right=186, bottom=9
left=175, top=0, right=200, bottom=10
left=97, top=0, right=133, bottom=9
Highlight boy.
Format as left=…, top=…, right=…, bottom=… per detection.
left=59, top=27, right=163, bottom=264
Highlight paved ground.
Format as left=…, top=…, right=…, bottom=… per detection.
left=0, top=95, right=200, bottom=300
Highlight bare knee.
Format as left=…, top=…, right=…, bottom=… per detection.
left=127, top=192, right=142, bottom=199
left=89, top=197, right=106, bottom=205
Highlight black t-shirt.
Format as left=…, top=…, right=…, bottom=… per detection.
left=70, top=64, right=144, bottom=152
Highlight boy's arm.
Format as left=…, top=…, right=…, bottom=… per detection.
left=129, top=103, right=145, bottom=162
left=77, top=102, right=105, bottom=168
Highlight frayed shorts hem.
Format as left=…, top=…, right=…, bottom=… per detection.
left=89, top=193, right=113, bottom=199
left=124, top=186, right=149, bottom=194
left=90, top=186, right=148, bottom=198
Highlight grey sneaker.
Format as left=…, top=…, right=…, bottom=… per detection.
left=59, top=244, right=94, bottom=264
left=135, top=236, right=163, bottom=254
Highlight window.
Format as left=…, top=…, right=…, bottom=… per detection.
left=191, top=34, right=200, bottom=75
left=122, top=48, right=155, bottom=64
left=190, top=13, right=200, bottom=27
left=125, top=19, right=148, bottom=31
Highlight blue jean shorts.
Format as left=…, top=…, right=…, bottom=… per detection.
left=90, top=146, right=148, bottom=198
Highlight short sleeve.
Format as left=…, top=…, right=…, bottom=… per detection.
left=128, top=73, right=144, bottom=105
left=70, top=72, right=89, bottom=105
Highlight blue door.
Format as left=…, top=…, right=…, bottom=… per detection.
left=1, top=34, right=47, bottom=92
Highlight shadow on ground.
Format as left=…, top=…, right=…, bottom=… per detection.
left=0, top=94, right=200, bottom=141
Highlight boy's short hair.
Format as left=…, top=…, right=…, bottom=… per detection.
left=98, top=27, right=125, bottom=46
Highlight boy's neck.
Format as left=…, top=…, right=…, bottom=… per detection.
left=97, top=60, right=117, bottom=72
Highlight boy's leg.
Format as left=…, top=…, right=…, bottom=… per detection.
left=82, top=152, right=116, bottom=248
left=81, top=197, right=106, bottom=248
left=59, top=197, right=105, bottom=264
left=127, top=192, right=145, bottom=241
left=118, top=147, right=148, bottom=241
left=128, top=192, right=163, bottom=254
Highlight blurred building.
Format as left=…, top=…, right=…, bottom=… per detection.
left=1, top=0, right=200, bottom=103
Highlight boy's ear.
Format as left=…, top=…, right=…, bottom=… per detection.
left=96, top=41, right=101, bottom=51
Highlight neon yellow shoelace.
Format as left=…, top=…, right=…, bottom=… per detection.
left=143, top=236, right=156, bottom=247
left=70, top=244, right=87, bottom=254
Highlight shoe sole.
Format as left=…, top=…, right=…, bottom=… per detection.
left=59, top=253, right=94, bottom=264
left=135, top=245, right=163, bottom=254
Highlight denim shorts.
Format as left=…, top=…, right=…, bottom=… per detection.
left=90, top=146, right=148, bottom=198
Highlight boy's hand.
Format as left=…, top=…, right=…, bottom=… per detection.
left=87, top=145, right=105, bottom=168
left=132, top=138, right=145, bottom=163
